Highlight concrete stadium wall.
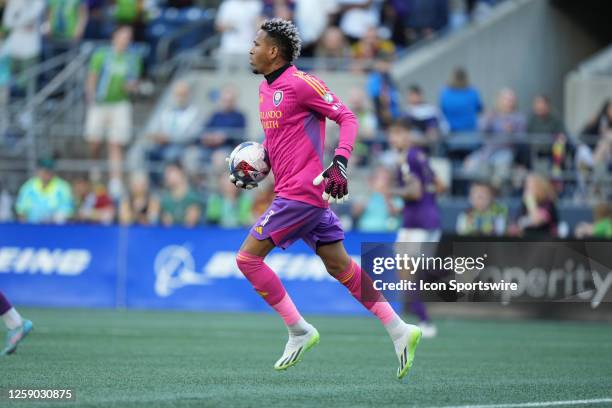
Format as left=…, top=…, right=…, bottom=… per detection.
left=564, top=44, right=612, bottom=135
left=564, top=74, right=612, bottom=135
left=391, top=0, right=602, bottom=122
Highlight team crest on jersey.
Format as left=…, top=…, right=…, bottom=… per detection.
left=323, top=92, right=334, bottom=103
left=273, top=90, right=283, bottom=106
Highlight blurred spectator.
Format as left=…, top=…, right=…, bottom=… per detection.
left=347, top=87, right=378, bottom=165
left=314, top=26, right=351, bottom=71
left=580, top=99, right=609, bottom=137
left=205, top=174, right=253, bottom=227
left=198, top=86, right=246, bottom=158
left=525, top=94, right=568, bottom=180
left=571, top=102, right=610, bottom=200
left=161, top=0, right=196, bottom=8
left=456, top=181, right=507, bottom=236
left=575, top=203, right=612, bottom=240
left=15, top=158, right=74, bottom=224
left=262, top=0, right=294, bottom=19
left=84, top=0, right=110, bottom=40
left=351, top=25, right=395, bottom=62
left=351, top=166, right=401, bottom=231
left=72, top=176, right=116, bottom=224
left=294, top=0, right=337, bottom=57
left=526, top=95, right=564, bottom=136
left=379, top=0, right=410, bottom=48
left=113, top=0, right=147, bottom=42
left=44, top=0, right=88, bottom=55
left=160, top=162, right=202, bottom=227
left=337, top=0, right=383, bottom=43
left=448, top=0, right=469, bottom=30
left=405, top=0, right=449, bottom=42
left=403, top=84, right=448, bottom=148
left=2, top=0, right=45, bottom=89
left=85, top=25, right=141, bottom=199
left=597, top=101, right=612, bottom=137
left=0, top=182, right=13, bottom=222
left=119, top=171, right=160, bottom=225
left=215, top=0, right=262, bottom=69
left=591, top=129, right=611, bottom=199
left=439, top=67, right=482, bottom=133
left=464, top=88, right=526, bottom=184
left=146, top=80, right=200, bottom=169
left=349, top=87, right=377, bottom=139
left=512, top=173, right=558, bottom=239
left=367, top=58, right=400, bottom=130
left=0, top=30, right=9, bottom=136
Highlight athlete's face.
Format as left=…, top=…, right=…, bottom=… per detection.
left=249, top=30, right=278, bottom=75
left=388, top=126, right=411, bottom=151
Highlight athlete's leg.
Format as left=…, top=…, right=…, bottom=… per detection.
left=396, top=228, right=439, bottom=337
left=0, top=291, right=21, bottom=330
left=316, top=241, right=398, bottom=323
left=0, top=291, right=33, bottom=356
left=316, top=241, right=421, bottom=379
left=236, top=234, right=318, bottom=370
left=237, top=234, right=289, bottom=310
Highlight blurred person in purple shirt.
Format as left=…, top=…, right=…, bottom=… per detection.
left=388, top=119, right=444, bottom=338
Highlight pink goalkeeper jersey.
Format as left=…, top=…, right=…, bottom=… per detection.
left=259, top=65, right=358, bottom=208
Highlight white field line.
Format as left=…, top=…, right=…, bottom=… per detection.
left=428, top=398, right=612, bottom=408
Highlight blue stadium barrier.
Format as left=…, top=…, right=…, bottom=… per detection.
left=0, top=224, right=395, bottom=314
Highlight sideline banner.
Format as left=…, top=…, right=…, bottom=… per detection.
left=0, top=223, right=394, bottom=314
left=362, top=239, right=612, bottom=308
left=123, top=226, right=392, bottom=314
left=0, top=223, right=120, bottom=308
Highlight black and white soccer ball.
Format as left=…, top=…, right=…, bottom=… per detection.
left=228, top=142, right=271, bottom=184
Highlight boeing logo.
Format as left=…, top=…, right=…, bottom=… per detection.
left=0, top=247, right=91, bottom=276
left=153, top=245, right=358, bottom=297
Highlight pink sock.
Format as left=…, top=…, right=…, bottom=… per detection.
left=236, top=251, right=302, bottom=325
left=335, top=259, right=398, bottom=325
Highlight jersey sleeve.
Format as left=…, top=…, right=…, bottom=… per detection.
left=293, top=72, right=358, bottom=160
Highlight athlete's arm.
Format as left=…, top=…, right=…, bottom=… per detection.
left=294, top=73, right=358, bottom=203
left=390, top=175, right=423, bottom=201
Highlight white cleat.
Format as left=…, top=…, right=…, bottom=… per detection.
left=394, top=324, right=422, bottom=379
left=274, top=327, right=320, bottom=371
left=418, top=322, right=438, bottom=338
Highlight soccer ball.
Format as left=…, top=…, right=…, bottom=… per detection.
left=228, top=142, right=271, bottom=184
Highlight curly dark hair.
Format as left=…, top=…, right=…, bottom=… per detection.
left=260, top=18, right=302, bottom=63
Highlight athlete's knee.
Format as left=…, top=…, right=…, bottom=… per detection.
left=321, top=254, right=351, bottom=277
left=236, top=251, right=264, bottom=278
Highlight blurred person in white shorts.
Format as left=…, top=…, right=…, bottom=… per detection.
left=85, top=25, right=141, bottom=198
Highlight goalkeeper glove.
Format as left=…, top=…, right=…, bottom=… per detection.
left=313, top=155, right=349, bottom=204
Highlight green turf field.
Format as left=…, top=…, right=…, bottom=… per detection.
left=1, top=308, right=611, bottom=408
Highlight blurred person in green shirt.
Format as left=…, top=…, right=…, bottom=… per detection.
left=160, top=162, right=202, bottom=228
left=206, top=173, right=253, bottom=227
left=575, top=203, right=612, bottom=240
left=15, top=158, right=74, bottom=224
left=46, top=0, right=88, bottom=41
left=113, top=0, right=147, bottom=42
left=85, top=25, right=141, bottom=199
left=0, top=29, right=10, bottom=135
